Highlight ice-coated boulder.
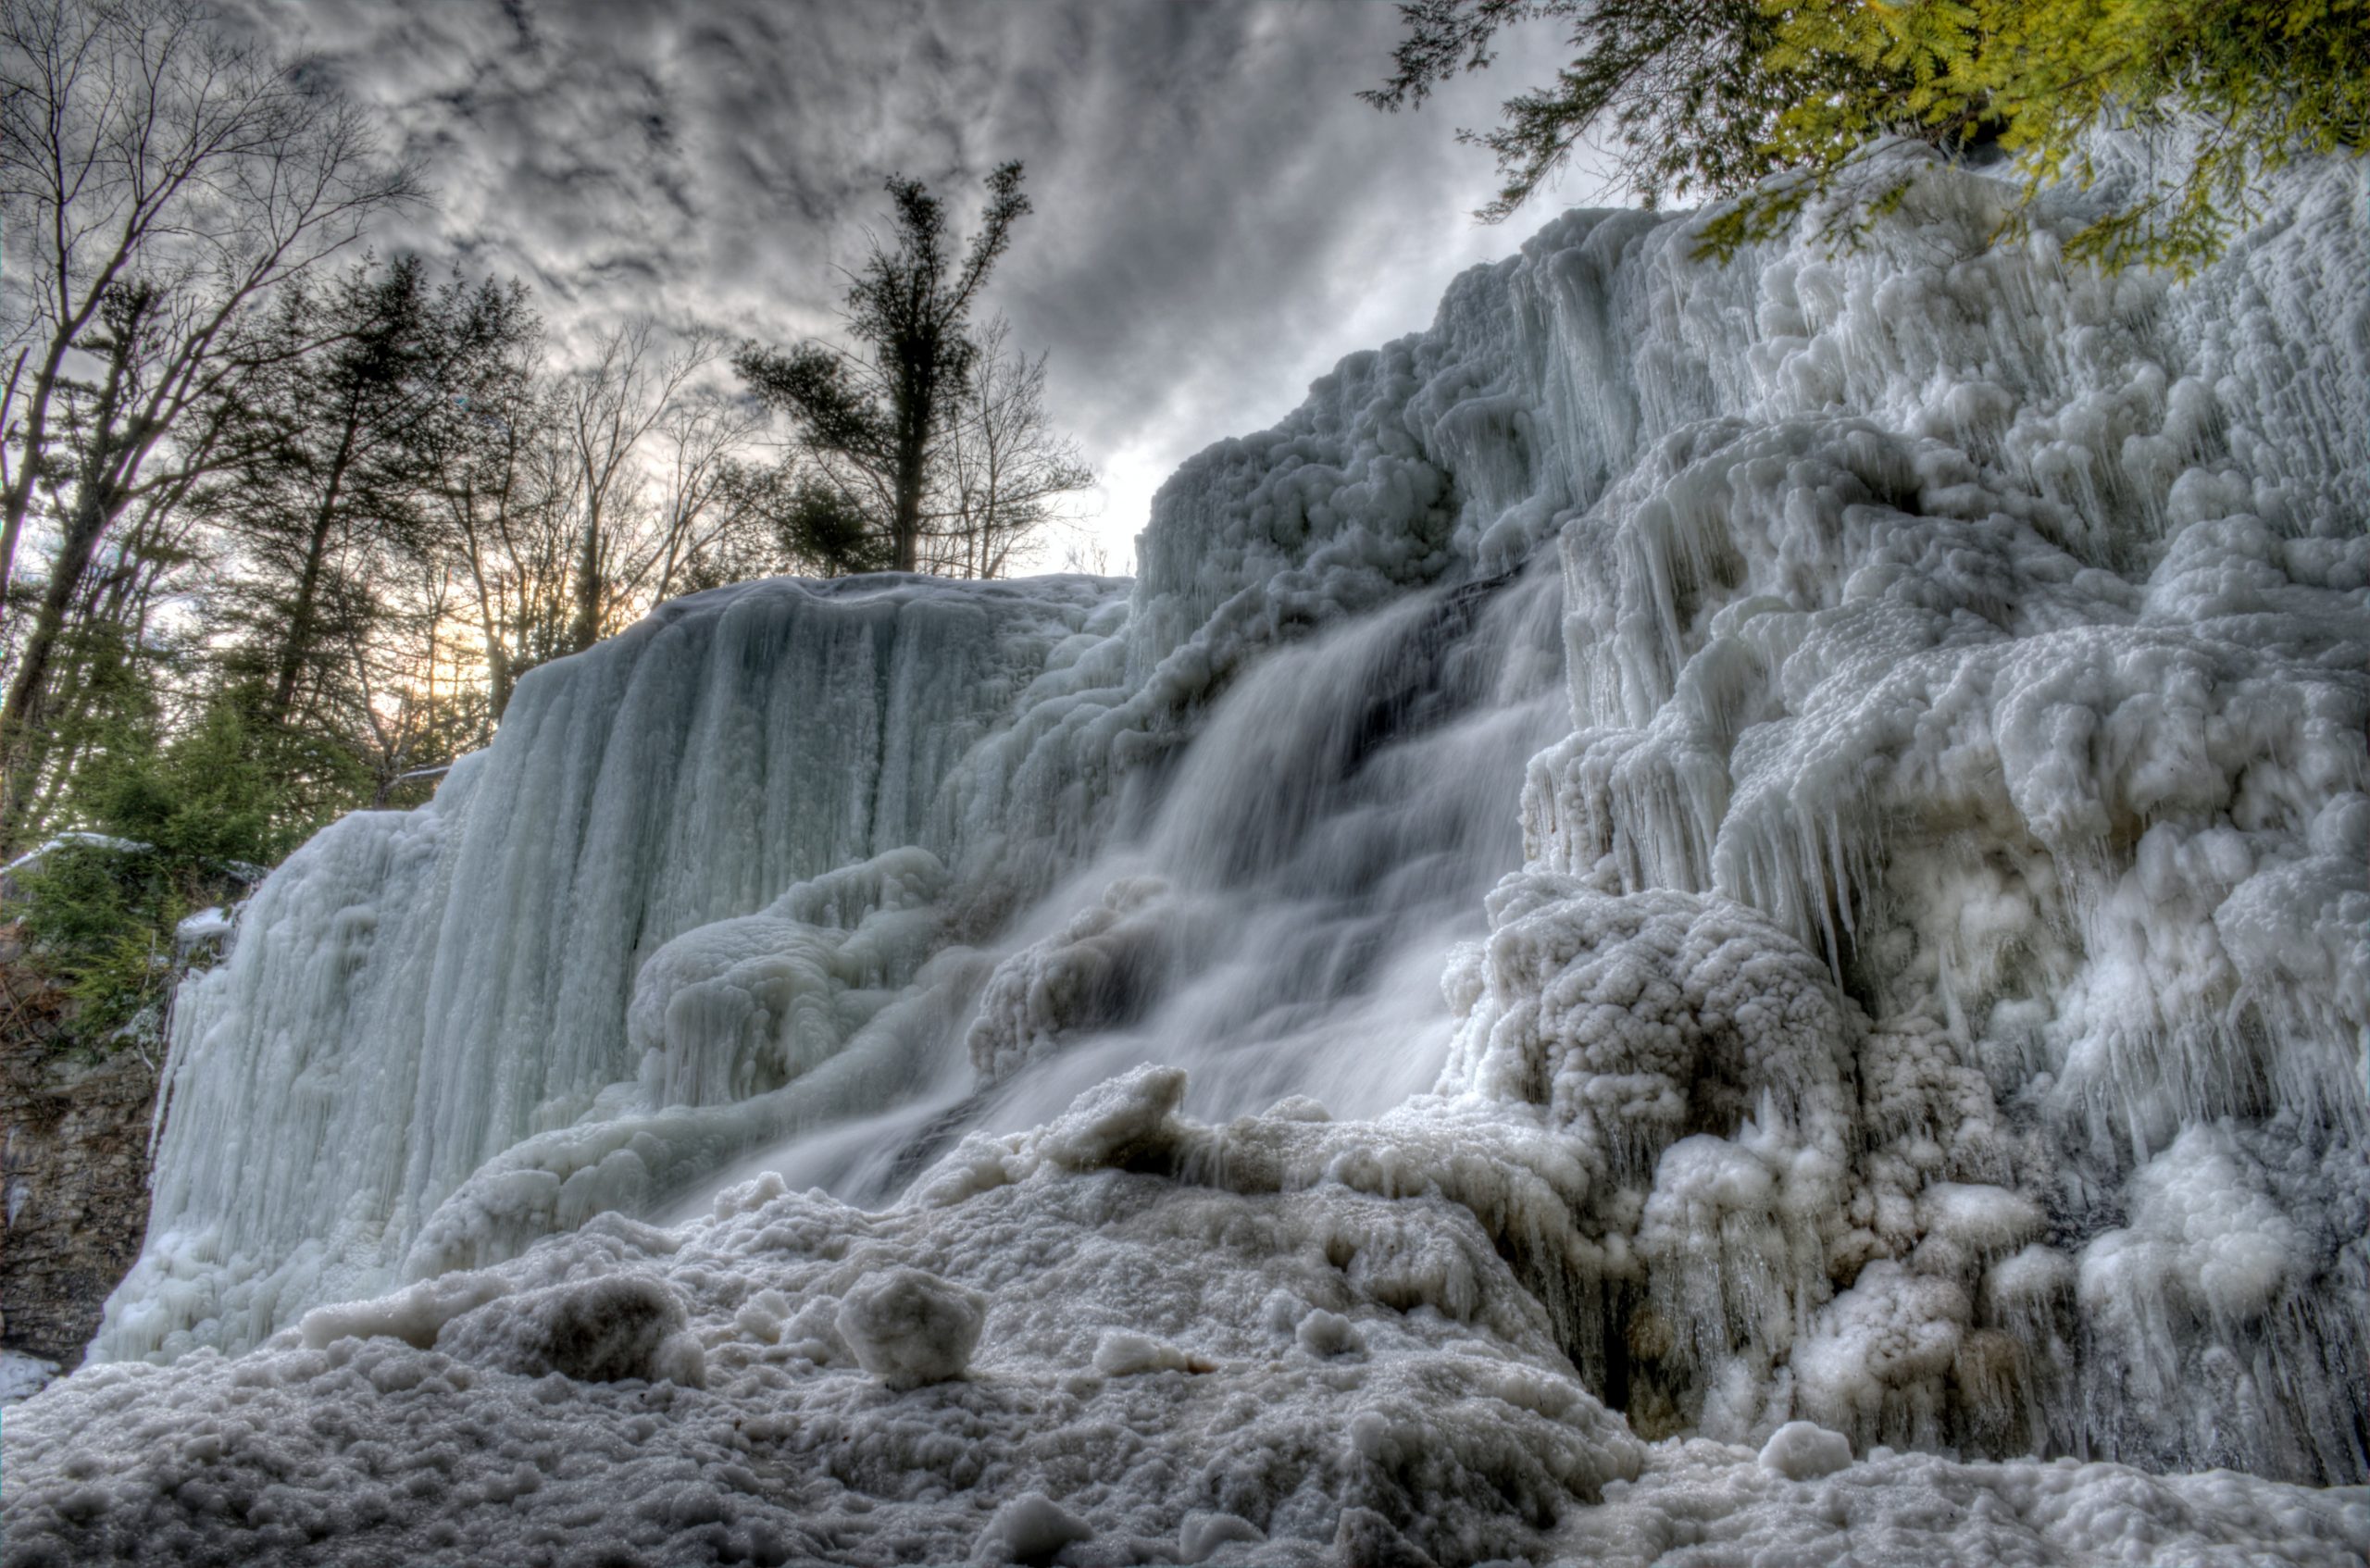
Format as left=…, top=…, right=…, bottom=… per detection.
left=1759, top=1420, right=1854, bottom=1481
left=436, top=1274, right=705, bottom=1388
left=834, top=1266, right=987, bottom=1389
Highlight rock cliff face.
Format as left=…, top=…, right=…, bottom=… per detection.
left=0, top=942, right=156, bottom=1366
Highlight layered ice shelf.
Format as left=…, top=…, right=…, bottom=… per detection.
left=6, top=143, right=2366, bottom=1566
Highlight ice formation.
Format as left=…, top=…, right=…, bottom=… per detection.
left=6, top=1071, right=2365, bottom=1566
left=0, top=1350, right=59, bottom=1409
left=6, top=142, right=2368, bottom=1564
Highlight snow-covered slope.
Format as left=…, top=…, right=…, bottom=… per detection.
left=6, top=144, right=2366, bottom=1566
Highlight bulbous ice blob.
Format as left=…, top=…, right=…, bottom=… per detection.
left=1760, top=1419, right=1853, bottom=1480
left=435, top=1273, right=705, bottom=1388
left=835, top=1266, right=987, bottom=1390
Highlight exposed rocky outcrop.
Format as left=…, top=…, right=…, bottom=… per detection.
left=0, top=935, right=158, bottom=1365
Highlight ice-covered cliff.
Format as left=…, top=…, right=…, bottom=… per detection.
left=6, top=143, right=2366, bottom=1566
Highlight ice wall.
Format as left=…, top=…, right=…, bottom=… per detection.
left=1480, top=148, right=2370, bottom=1480
left=94, top=216, right=1605, bottom=1364
left=89, top=143, right=2368, bottom=1505
left=100, top=576, right=1130, bottom=1357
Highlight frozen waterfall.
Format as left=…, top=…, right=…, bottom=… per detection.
left=13, top=143, right=2366, bottom=1568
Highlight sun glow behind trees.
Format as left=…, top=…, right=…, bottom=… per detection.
left=0, top=0, right=1097, bottom=877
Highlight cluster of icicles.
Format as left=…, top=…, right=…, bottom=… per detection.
left=103, top=142, right=2368, bottom=1486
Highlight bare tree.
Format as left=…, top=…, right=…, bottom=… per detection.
left=1, top=359, right=231, bottom=832
left=424, top=294, right=564, bottom=724
left=338, top=551, right=483, bottom=806
left=427, top=312, right=761, bottom=716
left=929, top=316, right=1093, bottom=579
left=0, top=0, right=423, bottom=841
left=557, top=320, right=721, bottom=653
left=630, top=380, right=770, bottom=607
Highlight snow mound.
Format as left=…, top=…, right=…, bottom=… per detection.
left=24, top=1070, right=2362, bottom=1565
left=433, top=1274, right=706, bottom=1388
left=1757, top=1420, right=1852, bottom=1481
left=833, top=1266, right=984, bottom=1389
left=976, top=1491, right=1092, bottom=1563
left=7, top=1075, right=1646, bottom=1567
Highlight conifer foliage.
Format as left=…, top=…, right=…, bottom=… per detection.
left=735, top=164, right=1093, bottom=576
left=0, top=7, right=1095, bottom=1053
left=1369, top=0, right=2370, bottom=271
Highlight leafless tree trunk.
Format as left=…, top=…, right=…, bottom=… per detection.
left=932, top=317, right=1094, bottom=579
left=637, top=384, right=767, bottom=606
left=559, top=321, right=718, bottom=653
left=0, top=0, right=422, bottom=844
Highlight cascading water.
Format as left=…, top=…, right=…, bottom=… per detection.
left=8, top=144, right=2367, bottom=1568
left=691, top=562, right=1569, bottom=1208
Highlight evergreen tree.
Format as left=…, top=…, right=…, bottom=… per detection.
left=1369, top=0, right=2370, bottom=271
left=217, top=256, right=529, bottom=797
left=771, top=472, right=897, bottom=577
left=229, top=256, right=447, bottom=728
left=735, top=163, right=1036, bottom=573
left=11, top=693, right=306, bottom=1052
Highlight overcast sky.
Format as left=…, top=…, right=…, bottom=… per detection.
left=233, top=0, right=1587, bottom=573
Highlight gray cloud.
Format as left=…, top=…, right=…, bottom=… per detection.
left=235, top=0, right=1589, bottom=567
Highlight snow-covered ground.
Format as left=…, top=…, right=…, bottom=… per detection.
left=7, top=1073, right=2367, bottom=1565
left=6, top=141, right=2366, bottom=1564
